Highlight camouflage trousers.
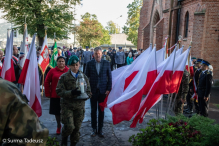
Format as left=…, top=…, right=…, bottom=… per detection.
left=61, top=106, right=85, bottom=143
left=174, top=98, right=184, bottom=115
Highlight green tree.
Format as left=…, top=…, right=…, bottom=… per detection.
left=75, top=12, right=111, bottom=47
left=0, top=0, right=80, bottom=46
left=100, top=27, right=111, bottom=45
left=122, top=0, right=143, bottom=46
left=106, top=21, right=120, bottom=34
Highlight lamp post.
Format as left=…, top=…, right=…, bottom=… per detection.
left=114, top=15, right=122, bottom=50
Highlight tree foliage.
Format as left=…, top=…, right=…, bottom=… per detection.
left=75, top=12, right=111, bottom=47
left=0, top=0, right=81, bottom=46
left=105, top=20, right=120, bottom=34
left=122, top=0, right=142, bottom=46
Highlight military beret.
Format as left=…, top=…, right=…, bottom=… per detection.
left=201, top=60, right=210, bottom=66
left=67, top=55, right=79, bottom=65
left=103, top=50, right=106, bottom=52
left=191, top=57, right=196, bottom=60
left=86, top=46, right=89, bottom=49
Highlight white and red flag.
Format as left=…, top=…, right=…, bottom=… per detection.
left=186, top=55, right=194, bottom=77
left=18, top=34, right=42, bottom=117
left=130, top=47, right=191, bottom=128
left=19, top=24, right=29, bottom=68
left=111, top=44, right=152, bottom=89
left=38, top=35, right=49, bottom=73
left=130, top=48, right=176, bottom=127
left=0, top=30, right=16, bottom=82
left=100, top=46, right=157, bottom=125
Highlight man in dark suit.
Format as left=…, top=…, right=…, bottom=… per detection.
left=85, top=47, right=112, bottom=138
left=197, top=60, right=212, bottom=117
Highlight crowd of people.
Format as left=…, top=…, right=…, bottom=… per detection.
left=0, top=44, right=214, bottom=146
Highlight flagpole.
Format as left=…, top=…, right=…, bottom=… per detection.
left=41, top=28, right=47, bottom=97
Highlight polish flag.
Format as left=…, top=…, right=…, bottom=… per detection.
left=19, top=24, right=29, bottom=68
left=170, top=47, right=191, bottom=93
left=192, top=76, right=198, bottom=99
left=176, top=46, right=184, bottom=57
left=156, top=47, right=165, bottom=66
left=130, top=48, right=191, bottom=128
left=130, top=49, right=176, bottom=127
left=111, top=44, right=153, bottom=88
left=38, top=35, right=49, bottom=74
left=100, top=45, right=156, bottom=125
left=1, top=30, right=16, bottom=82
left=186, top=55, right=194, bottom=77
left=18, top=34, right=42, bottom=117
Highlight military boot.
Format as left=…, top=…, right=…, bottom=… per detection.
left=61, top=136, right=68, bottom=146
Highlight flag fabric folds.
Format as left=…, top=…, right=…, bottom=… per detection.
left=38, top=35, right=49, bottom=73
left=130, top=47, right=191, bottom=128
left=19, top=24, right=29, bottom=68
left=49, top=42, right=58, bottom=68
left=0, top=30, right=16, bottom=82
left=18, top=34, right=42, bottom=117
left=100, top=46, right=156, bottom=125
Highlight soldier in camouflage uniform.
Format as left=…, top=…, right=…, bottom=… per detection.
left=102, top=50, right=111, bottom=62
left=173, top=69, right=190, bottom=115
left=0, top=78, right=49, bottom=146
left=56, top=55, right=91, bottom=146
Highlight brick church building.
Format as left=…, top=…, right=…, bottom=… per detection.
left=138, top=0, right=219, bottom=85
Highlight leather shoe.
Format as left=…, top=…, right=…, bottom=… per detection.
left=98, top=130, right=104, bottom=138
left=91, top=129, right=97, bottom=137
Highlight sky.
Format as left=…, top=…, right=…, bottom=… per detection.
left=75, top=0, right=134, bottom=31
left=0, top=0, right=135, bottom=31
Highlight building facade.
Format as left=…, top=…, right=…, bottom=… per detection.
left=100, top=33, right=137, bottom=51
left=138, top=0, right=219, bottom=85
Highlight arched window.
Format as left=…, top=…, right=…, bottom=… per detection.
left=184, top=12, right=189, bottom=38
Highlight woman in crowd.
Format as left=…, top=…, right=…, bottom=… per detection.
left=44, top=56, right=69, bottom=135
left=127, top=53, right=134, bottom=65
left=56, top=55, right=91, bottom=146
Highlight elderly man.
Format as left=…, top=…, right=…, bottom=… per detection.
left=85, top=47, right=112, bottom=138
left=71, top=47, right=80, bottom=58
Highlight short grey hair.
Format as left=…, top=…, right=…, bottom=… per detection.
left=94, top=47, right=102, bottom=52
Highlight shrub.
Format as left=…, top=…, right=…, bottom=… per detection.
left=129, top=115, right=219, bottom=146
left=161, top=114, right=219, bottom=146
left=129, top=119, right=201, bottom=146
left=46, top=137, right=60, bottom=146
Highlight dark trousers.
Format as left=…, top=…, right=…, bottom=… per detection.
left=186, top=91, right=193, bottom=110
left=194, top=99, right=199, bottom=114
left=198, top=91, right=209, bottom=117
left=117, top=64, right=123, bottom=68
left=83, top=63, right=86, bottom=73
left=111, top=64, right=114, bottom=71
left=90, top=89, right=106, bottom=130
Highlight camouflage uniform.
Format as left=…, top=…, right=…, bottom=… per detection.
left=0, top=78, right=49, bottom=146
left=102, top=54, right=111, bottom=62
left=174, top=69, right=190, bottom=115
left=56, top=69, right=91, bottom=143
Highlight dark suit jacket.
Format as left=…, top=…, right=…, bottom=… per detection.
left=85, top=59, right=112, bottom=94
